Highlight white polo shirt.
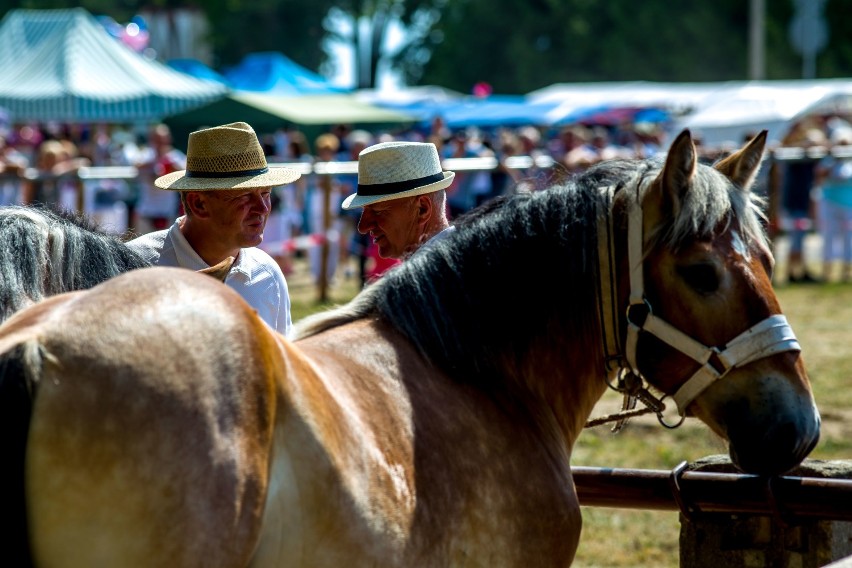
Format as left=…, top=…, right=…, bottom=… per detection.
left=127, top=217, right=292, bottom=337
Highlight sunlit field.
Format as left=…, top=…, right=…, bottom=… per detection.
left=287, top=238, right=852, bottom=568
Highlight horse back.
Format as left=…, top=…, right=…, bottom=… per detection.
left=0, top=267, right=282, bottom=567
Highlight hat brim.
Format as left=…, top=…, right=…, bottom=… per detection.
left=341, top=171, right=455, bottom=210
left=154, top=167, right=301, bottom=191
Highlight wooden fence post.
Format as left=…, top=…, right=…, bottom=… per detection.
left=678, top=456, right=852, bottom=568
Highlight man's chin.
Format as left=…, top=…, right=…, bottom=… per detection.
left=376, top=245, right=396, bottom=259
left=241, top=232, right=264, bottom=248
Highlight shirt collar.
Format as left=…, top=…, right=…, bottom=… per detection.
left=168, top=216, right=252, bottom=278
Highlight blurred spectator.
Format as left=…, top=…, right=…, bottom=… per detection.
left=0, top=136, right=29, bottom=205
left=340, top=129, right=375, bottom=286
left=815, top=126, right=852, bottom=282
left=308, top=132, right=345, bottom=285
left=443, top=130, right=477, bottom=218
left=587, top=126, right=624, bottom=161
left=22, top=138, right=89, bottom=209
left=258, top=131, right=308, bottom=276
left=632, top=122, right=664, bottom=158
left=466, top=130, right=497, bottom=207
left=561, top=125, right=598, bottom=173
left=132, top=124, right=186, bottom=234
left=515, top=126, right=549, bottom=192
left=272, top=130, right=312, bottom=275
left=490, top=129, right=523, bottom=197
left=770, top=122, right=826, bottom=283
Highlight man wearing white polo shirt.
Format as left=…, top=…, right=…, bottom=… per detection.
left=128, top=122, right=300, bottom=336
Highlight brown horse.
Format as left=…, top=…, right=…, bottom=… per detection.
left=0, top=130, right=820, bottom=567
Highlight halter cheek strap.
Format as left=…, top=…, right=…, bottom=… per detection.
left=596, top=185, right=802, bottom=423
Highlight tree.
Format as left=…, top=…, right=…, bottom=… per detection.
left=323, top=0, right=446, bottom=89
left=417, top=0, right=852, bottom=94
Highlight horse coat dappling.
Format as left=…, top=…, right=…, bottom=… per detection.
left=0, top=205, right=151, bottom=323
left=0, top=131, right=820, bottom=567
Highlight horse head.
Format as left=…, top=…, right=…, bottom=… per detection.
left=630, top=130, right=820, bottom=475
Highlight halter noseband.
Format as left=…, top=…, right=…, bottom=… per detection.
left=593, top=184, right=801, bottom=428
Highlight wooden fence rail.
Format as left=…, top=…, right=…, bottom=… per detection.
left=573, top=463, right=852, bottom=521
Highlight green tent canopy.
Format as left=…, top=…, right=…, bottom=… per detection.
left=165, top=92, right=416, bottom=149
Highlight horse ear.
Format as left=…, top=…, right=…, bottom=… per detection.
left=713, top=130, right=767, bottom=191
left=657, top=129, right=697, bottom=214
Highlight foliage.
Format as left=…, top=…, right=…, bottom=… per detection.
left=323, top=0, right=446, bottom=88
left=420, top=0, right=738, bottom=93
left=1, top=1, right=852, bottom=96
left=419, top=0, right=852, bottom=94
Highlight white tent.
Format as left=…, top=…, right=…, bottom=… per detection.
left=529, top=79, right=852, bottom=147
left=527, top=81, right=734, bottom=117
left=0, top=8, right=227, bottom=123
left=674, top=80, right=852, bottom=146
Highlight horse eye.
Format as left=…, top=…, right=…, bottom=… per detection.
left=677, top=263, right=720, bottom=294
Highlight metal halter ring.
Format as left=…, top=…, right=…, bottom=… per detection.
left=656, top=395, right=686, bottom=429
left=625, top=298, right=652, bottom=328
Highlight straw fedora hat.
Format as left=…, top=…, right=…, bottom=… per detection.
left=341, top=141, right=454, bottom=209
left=154, top=122, right=301, bottom=191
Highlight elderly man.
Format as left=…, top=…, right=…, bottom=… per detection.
left=127, top=122, right=300, bottom=336
left=342, top=141, right=455, bottom=259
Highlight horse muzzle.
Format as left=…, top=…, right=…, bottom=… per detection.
left=724, top=399, right=821, bottom=476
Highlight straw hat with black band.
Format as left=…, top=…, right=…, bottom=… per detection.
left=341, top=141, right=455, bottom=210
left=154, top=122, right=300, bottom=191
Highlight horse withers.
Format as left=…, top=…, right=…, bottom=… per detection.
left=0, top=130, right=819, bottom=566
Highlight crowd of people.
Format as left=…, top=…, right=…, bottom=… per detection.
left=767, top=115, right=852, bottom=284
left=0, top=118, right=671, bottom=284
left=1, top=113, right=851, bottom=298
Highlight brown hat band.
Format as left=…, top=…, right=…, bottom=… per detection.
left=357, top=172, right=444, bottom=196
left=186, top=166, right=269, bottom=178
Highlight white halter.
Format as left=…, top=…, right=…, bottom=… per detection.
left=597, top=186, right=801, bottom=417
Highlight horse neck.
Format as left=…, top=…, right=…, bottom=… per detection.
left=376, top=187, right=612, bottom=448
left=511, top=329, right=611, bottom=448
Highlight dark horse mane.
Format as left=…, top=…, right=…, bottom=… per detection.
left=0, top=205, right=151, bottom=323
left=294, top=155, right=767, bottom=385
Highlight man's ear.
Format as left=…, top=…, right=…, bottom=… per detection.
left=416, top=194, right=433, bottom=221
left=184, top=191, right=211, bottom=219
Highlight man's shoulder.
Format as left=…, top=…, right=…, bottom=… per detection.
left=241, top=247, right=284, bottom=273
left=126, top=229, right=170, bottom=261
left=127, top=228, right=169, bottom=247
left=239, top=248, right=287, bottom=284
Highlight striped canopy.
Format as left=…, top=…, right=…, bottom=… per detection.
left=0, top=8, right=228, bottom=123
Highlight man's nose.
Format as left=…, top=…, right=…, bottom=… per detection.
left=252, top=193, right=271, bottom=213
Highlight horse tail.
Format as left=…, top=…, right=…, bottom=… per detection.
left=0, top=339, right=42, bottom=567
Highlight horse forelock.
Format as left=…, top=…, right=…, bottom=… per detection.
left=632, top=158, right=769, bottom=256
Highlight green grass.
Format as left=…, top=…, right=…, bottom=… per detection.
left=288, top=262, right=852, bottom=568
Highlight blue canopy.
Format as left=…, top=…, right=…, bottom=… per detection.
left=223, top=52, right=346, bottom=95
left=167, top=58, right=231, bottom=87
left=375, top=95, right=561, bottom=129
